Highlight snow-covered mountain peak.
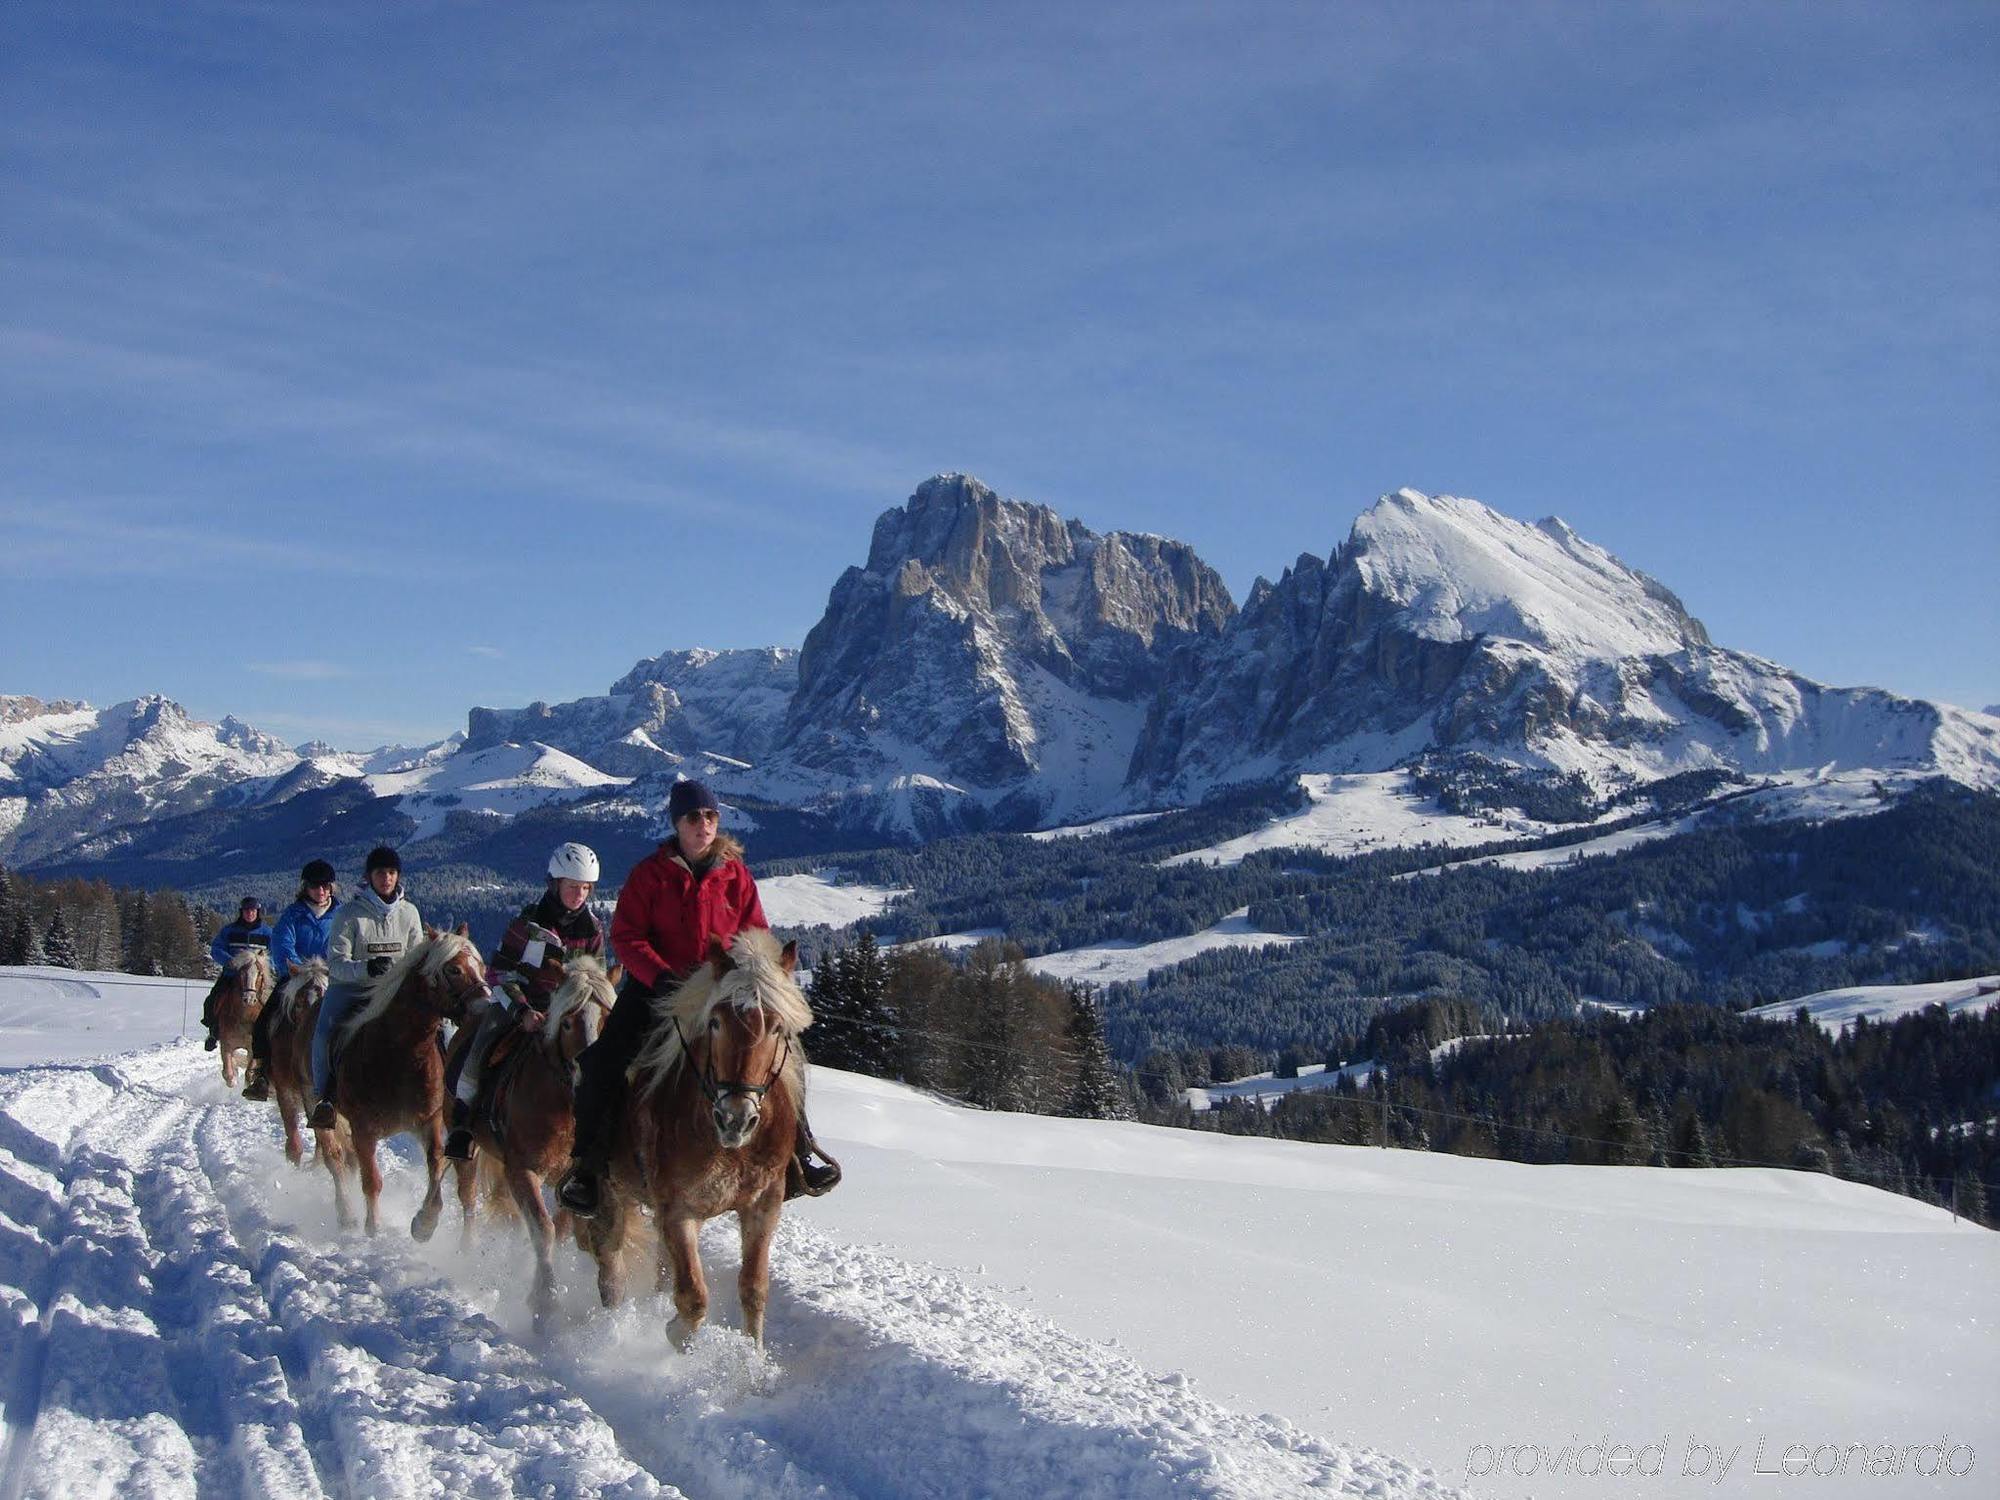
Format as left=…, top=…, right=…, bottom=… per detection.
left=1346, top=488, right=1707, bottom=660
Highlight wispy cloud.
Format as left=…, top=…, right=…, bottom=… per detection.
left=248, top=659, right=351, bottom=681
left=467, top=645, right=504, bottom=660
left=0, top=497, right=403, bottom=579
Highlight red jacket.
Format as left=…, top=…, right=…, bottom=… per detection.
left=609, top=839, right=768, bottom=993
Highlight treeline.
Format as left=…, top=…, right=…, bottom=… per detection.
left=0, top=865, right=224, bottom=977
left=1140, top=998, right=1999, bottom=1227
left=804, top=932, right=1128, bottom=1120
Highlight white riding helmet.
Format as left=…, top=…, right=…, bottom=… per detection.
left=547, top=841, right=601, bottom=883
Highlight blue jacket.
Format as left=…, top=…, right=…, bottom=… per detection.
left=270, top=900, right=337, bottom=979
left=210, top=919, right=274, bottom=969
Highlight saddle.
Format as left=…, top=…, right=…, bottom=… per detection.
left=467, top=1012, right=546, bottom=1140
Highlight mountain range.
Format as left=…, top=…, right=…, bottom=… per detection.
left=7, top=474, right=1998, bottom=886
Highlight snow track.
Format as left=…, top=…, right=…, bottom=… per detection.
left=0, top=1044, right=1457, bottom=1499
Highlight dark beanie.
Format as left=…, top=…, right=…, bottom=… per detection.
left=364, top=844, right=402, bottom=875
left=667, top=779, right=720, bottom=823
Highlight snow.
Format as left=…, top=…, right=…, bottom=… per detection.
left=1, top=966, right=1995, bottom=1500
left=756, top=874, right=911, bottom=931
left=1025, top=811, right=1170, bottom=841
left=1352, top=490, right=1698, bottom=660
left=1188, top=1059, right=1379, bottom=1111
left=0, top=965, right=197, bottom=1065
left=1164, top=770, right=1566, bottom=868
left=1021, top=908, right=1306, bottom=987
left=0, top=967, right=1452, bottom=1500
left=364, top=741, right=629, bottom=841
left=1743, top=975, right=2000, bottom=1035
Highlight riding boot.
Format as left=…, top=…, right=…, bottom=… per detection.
left=785, top=1113, right=843, bottom=1201
left=556, top=1076, right=621, bottom=1218
left=241, top=1060, right=270, bottom=1102
left=443, top=1097, right=474, bottom=1160
left=308, top=1098, right=337, bottom=1129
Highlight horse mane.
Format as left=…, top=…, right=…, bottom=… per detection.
left=341, top=930, right=479, bottom=1039
left=228, top=947, right=272, bottom=981
left=278, top=957, right=329, bottom=1020
left=543, top=954, right=616, bottom=1045
left=629, top=927, right=812, bottom=1101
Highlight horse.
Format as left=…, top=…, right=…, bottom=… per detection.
left=212, top=948, right=274, bottom=1088
left=455, top=957, right=616, bottom=1324
left=265, top=957, right=334, bottom=1168
left=580, top=928, right=812, bottom=1348
left=332, top=925, right=489, bottom=1240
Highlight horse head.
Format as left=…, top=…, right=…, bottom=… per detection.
left=544, top=954, right=615, bottom=1067
left=229, top=946, right=274, bottom=1003
left=345, top=928, right=489, bottom=1040
left=639, top=930, right=811, bottom=1149
left=282, top=957, right=330, bottom=1020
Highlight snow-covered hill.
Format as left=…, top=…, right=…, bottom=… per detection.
left=1743, top=974, right=2000, bottom=1034
left=2, top=967, right=1990, bottom=1499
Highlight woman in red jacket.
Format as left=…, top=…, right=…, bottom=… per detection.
left=557, top=780, right=840, bottom=1216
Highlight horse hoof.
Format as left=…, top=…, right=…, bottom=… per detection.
left=410, top=1211, right=438, bottom=1243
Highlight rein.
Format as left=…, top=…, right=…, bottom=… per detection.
left=673, top=1013, right=790, bottom=1109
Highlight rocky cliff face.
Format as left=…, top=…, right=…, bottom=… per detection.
left=1131, top=489, right=1999, bottom=798
left=775, top=474, right=1233, bottom=825
left=464, top=648, right=797, bottom=776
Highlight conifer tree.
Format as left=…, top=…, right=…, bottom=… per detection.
left=42, top=908, right=78, bottom=969
left=1063, top=982, right=1127, bottom=1120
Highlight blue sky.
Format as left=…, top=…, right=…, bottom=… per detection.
left=3, top=1, right=1995, bottom=747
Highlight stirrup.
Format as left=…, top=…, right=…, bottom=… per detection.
left=786, top=1148, right=843, bottom=1201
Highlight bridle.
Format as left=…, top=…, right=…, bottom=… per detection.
left=674, top=1009, right=791, bottom=1109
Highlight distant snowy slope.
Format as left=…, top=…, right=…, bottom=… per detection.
left=757, top=873, right=910, bottom=930
left=364, top=741, right=629, bottom=840
left=1744, top=974, right=2000, bottom=1034
left=1022, top=908, right=1304, bottom=986
left=0, top=964, right=192, bottom=1065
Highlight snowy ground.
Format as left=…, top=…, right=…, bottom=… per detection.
left=1021, top=908, right=1305, bottom=987
left=1161, top=772, right=1568, bottom=868
left=1, top=969, right=1995, bottom=1499
left=756, top=874, right=912, bottom=932
left=1743, top=974, right=2000, bottom=1035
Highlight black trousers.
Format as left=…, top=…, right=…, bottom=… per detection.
left=570, top=976, right=661, bottom=1162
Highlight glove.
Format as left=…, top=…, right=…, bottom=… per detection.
left=367, top=957, right=393, bottom=977
left=515, top=1008, right=546, bottom=1033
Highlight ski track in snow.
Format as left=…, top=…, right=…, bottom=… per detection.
left=0, top=1045, right=1456, bottom=1499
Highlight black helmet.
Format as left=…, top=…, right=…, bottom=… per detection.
left=301, top=858, right=336, bottom=887
left=238, top=895, right=261, bottom=914
left=364, top=845, right=401, bottom=875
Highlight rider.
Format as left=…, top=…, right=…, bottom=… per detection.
left=201, top=896, right=273, bottom=1050
left=242, top=859, right=339, bottom=1101
left=556, top=779, right=840, bottom=1217
left=309, top=846, right=423, bottom=1128
left=442, top=841, right=606, bottom=1160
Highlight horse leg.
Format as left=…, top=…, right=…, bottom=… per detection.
left=660, top=1214, right=707, bottom=1350
left=276, top=1084, right=304, bottom=1166
left=737, top=1192, right=782, bottom=1347
left=410, top=1116, right=447, bottom=1243
left=320, top=1127, right=356, bottom=1230
left=220, top=1028, right=238, bottom=1088
left=507, top=1166, right=559, bottom=1324
left=353, top=1129, right=384, bottom=1236
left=586, top=1194, right=627, bottom=1309
left=453, top=1155, right=479, bottom=1253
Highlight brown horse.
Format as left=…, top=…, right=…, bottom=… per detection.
left=265, top=957, right=334, bottom=1168
left=581, top=927, right=812, bottom=1348
left=332, top=925, right=488, bottom=1240
left=457, top=957, right=616, bottom=1323
left=213, top=949, right=274, bottom=1088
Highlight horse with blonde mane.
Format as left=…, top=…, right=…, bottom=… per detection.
left=452, top=956, right=616, bottom=1323
left=580, top=927, right=811, bottom=1347
left=330, top=925, right=488, bottom=1239
left=212, top=948, right=274, bottom=1089
left=263, top=957, right=334, bottom=1167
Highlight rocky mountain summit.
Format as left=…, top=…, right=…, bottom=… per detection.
left=769, top=473, right=1233, bottom=829
left=1130, top=488, right=2000, bottom=800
